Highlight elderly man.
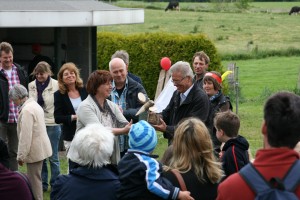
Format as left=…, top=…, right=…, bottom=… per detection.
left=192, top=51, right=210, bottom=89
left=111, top=50, right=143, bottom=85
left=0, top=42, right=28, bottom=171
left=217, top=92, right=300, bottom=199
left=153, top=61, right=210, bottom=145
left=109, top=57, right=147, bottom=157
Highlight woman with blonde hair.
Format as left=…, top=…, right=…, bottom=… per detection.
left=162, top=117, right=223, bottom=200
left=54, top=62, right=88, bottom=170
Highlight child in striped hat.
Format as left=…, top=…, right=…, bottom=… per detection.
left=117, top=120, right=193, bottom=200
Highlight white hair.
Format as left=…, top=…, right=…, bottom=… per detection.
left=8, top=84, right=28, bottom=100
left=67, top=124, right=114, bottom=168
left=170, top=61, right=194, bottom=79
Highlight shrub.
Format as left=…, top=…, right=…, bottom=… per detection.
left=97, top=32, right=222, bottom=99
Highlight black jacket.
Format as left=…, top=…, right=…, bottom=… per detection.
left=206, top=93, right=232, bottom=149
left=0, top=63, right=28, bottom=122
left=221, top=135, right=250, bottom=179
left=162, top=84, right=209, bottom=144
left=54, top=87, right=88, bottom=141
left=109, top=76, right=147, bottom=123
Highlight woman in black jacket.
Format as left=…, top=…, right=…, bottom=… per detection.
left=203, top=71, right=232, bottom=154
left=54, top=62, right=87, bottom=170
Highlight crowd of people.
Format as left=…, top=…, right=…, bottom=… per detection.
left=0, top=41, right=299, bottom=200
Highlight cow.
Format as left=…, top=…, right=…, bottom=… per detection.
left=289, top=6, right=300, bottom=15
left=165, top=1, right=180, bottom=12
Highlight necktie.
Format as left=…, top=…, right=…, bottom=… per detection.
left=180, top=93, right=186, bottom=104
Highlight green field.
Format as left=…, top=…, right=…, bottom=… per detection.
left=99, top=2, right=300, bottom=57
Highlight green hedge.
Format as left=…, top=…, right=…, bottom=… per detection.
left=97, top=32, right=222, bottom=99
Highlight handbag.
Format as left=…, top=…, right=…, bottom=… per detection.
left=170, top=169, right=187, bottom=191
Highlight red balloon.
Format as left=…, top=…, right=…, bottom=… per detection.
left=160, top=57, right=171, bottom=71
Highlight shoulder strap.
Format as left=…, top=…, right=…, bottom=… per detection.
left=232, top=145, right=239, bottom=172
left=282, top=160, right=300, bottom=191
left=239, top=163, right=271, bottom=194
left=170, top=169, right=187, bottom=191
left=15, top=171, right=35, bottom=200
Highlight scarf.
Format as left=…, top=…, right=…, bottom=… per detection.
left=36, top=76, right=50, bottom=107
left=91, top=95, right=127, bottom=128
left=209, top=90, right=222, bottom=102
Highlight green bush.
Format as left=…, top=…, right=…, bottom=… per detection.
left=97, top=32, right=222, bottom=99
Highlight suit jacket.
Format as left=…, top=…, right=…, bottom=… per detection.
left=162, top=84, right=209, bottom=144
left=54, top=87, right=88, bottom=141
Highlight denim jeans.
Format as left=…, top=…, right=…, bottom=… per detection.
left=42, top=125, right=61, bottom=190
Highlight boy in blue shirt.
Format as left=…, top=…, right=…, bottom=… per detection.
left=117, top=120, right=193, bottom=200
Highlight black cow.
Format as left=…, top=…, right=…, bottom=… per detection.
left=289, top=6, right=300, bottom=15
left=165, top=1, right=180, bottom=12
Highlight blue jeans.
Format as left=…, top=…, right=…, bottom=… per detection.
left=42, top=125, right=61, bottom=190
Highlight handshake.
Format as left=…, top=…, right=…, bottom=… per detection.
left=135, top=93, right=162, bottom=125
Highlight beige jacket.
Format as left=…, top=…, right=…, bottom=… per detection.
left=76, top=95, right=128, bottom=165
left=17, top=98, right=52, bottom=163
left=28, top=78, right=59, bottom=126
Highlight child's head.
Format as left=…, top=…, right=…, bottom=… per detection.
left=128, top=120, right=157, bottom=153
left=214, top=111, right=240, bottom=140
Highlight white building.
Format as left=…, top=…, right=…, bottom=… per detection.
left=0, top=0, right=144, bottom=80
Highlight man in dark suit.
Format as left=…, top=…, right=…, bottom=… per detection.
left=153, top=61, right=210, bottom=145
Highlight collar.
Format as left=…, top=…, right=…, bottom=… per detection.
left=112, top=77, right=128, bottom=91
left=182, top=83, right=194, bottom=98
left=254, top=148, right=300, bottom=166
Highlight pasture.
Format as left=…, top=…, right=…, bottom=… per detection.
left=99, top=2, right=300, bottom=58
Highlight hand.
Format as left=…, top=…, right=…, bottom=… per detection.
left=123, top=120, right=133, bottom=134
left=152, top=118, right=167, bottom=132
left=18, top=160, right=24, bottom=166
left=178, top=191, right=194, bottom=200
left=71, top=115, right=77, bottom=121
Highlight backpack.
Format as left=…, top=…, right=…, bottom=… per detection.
left=239, top=160, right=300, bottom=200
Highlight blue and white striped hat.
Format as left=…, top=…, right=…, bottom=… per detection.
left=128, top=120, right=157, bottom=153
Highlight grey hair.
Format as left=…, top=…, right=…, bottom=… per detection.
left=67, top=123, right=114, bottom=168
left=111, top=50, right=129, bottom=65
left=8, top=84, right=28, bottom=101
left=170, top=61, right=194, bottom=79
left=108, top=57, right=126, bottom=72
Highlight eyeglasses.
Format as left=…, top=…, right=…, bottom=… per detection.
left=171, top=76, right=186, bottom=85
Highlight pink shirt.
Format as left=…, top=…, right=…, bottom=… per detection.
left=0, top=65, right=20, bottom=123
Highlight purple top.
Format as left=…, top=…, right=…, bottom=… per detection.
left=0, top=164, right=33, bottom=200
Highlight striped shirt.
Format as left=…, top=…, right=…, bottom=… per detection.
left=1, top=65, right=20, bottom=123
left=111, top=78, right=128, bottom=152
